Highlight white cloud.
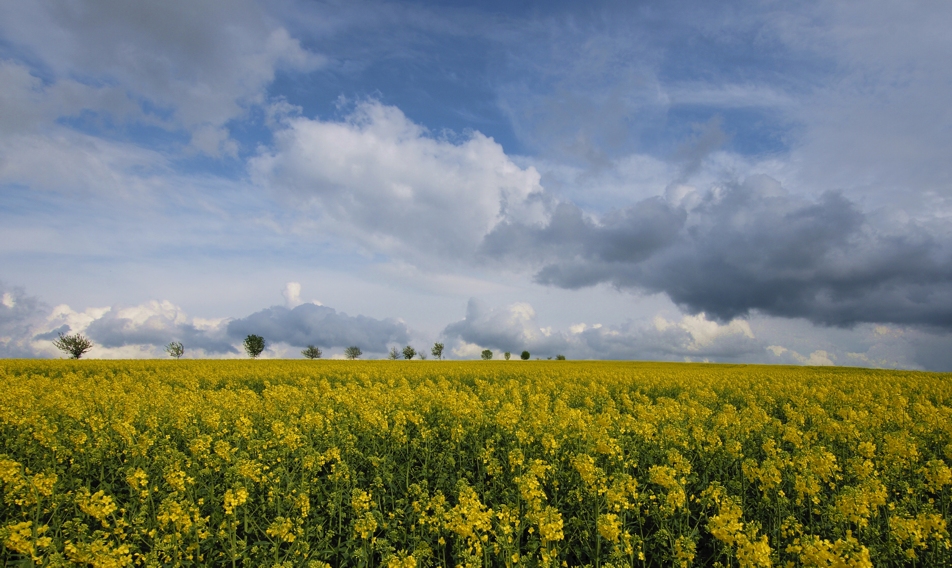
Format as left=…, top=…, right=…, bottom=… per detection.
left=768, top=346, right=835, bottom=367
left=283, top=282, right=303, bottom=308
left=251, top=100, right=546, bottom=263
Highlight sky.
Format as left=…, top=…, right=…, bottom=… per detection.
left=1, top=0, right=951, bottom=368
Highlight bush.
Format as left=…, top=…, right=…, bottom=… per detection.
left=52, top=332, right=93, bottom=359
left=556, top=354, right=566, bottom=360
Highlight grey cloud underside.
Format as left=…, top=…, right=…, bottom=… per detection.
left=85, top=314, right=237, bottom=354
left=482, top=175, right=952, bottom=329
left=226, top=303, right=409, bottom=352
left=0, top=283, right=48, bottom=357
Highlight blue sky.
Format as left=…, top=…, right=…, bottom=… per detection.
left=2, top=0, right=951, bottom=368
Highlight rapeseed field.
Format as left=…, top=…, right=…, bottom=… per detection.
left=1, top=360, right=950, bottom=567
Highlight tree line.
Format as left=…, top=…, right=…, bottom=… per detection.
left=51, top=332, right=563, bottom=360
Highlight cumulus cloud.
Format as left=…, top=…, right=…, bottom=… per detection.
left=442, top=299, right=570, bottom=356
left=250, top=100, right=546, bottom=262
left=226, top=303, right=410, bottom=354
left=485, top=174, right=952, bottom=330
left=82, top=301, right=236, bottom=355
left=441, top=298, right=762, bottom=361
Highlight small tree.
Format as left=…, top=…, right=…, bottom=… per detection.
left=345, top=346, right=362, bottom=360
left=418, top=351, right=427, bottom=360
left=402, top=345, right=416, bottom=360
left=244, top=334, right=265, bottom=359
left=556, top=354, right=566, bottom=360
left=388, top=346, right=401, bottom=360
left=504, top=351, right=511, bottom=360
left=53, top=332, right=93, bottom=359
left=521, top=350, right=530, bottom=361
left=165, top=341, right=184, bottom=359
left=431, top=342, right=444, bottom=361
left=302, top=345, right=322, bottom=359
left=481, top=349, right=493, bottom=360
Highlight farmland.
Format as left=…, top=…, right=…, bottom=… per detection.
left=1, top=360, right=950, bottom=567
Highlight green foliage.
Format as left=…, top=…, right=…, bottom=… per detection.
left=504, top=351, right=511, bottom=360
left=344, top=346, right=362, bottom=360
left=301, top=345, right=322, bottom=359
left=389, top=346, right=400, bottom=360
left=556, top=354, right=566, bottom=360
left=402, top=345, right=416, bottom=360
left=431, top=342, right=444, bottom=361
left=165, top=341, right=184, bottom=359
left=521, top=350, right=531, bottom=360
left=52, top=332, right=93, bottom=359
left=243, top=334, right=265, bottom=359
left=481, top=349, right=493, bottom=360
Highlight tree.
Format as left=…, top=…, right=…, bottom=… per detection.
left=481, top=349, right=493, bottom=360
left=389, top=346, right=401, bottom=360
left=402, top=345, right=416, bottom=360
left=53, top=332, right=93, bottom=359
left=418, top=351, right=427, bottom=360
left=244, top=334, right=265, bottom=359
left=556, top=354, right=566, bottom=360
left=431, top=342, right=444, bottom=361
left=165, top=341, right=184, bottom=359
left=504, top=351, right=511, bottom=360
left=521, top=350, right=530, bottom=360
left=345, top=346, right=362, bottom=360
left=302, top=345, right=322, bottom=359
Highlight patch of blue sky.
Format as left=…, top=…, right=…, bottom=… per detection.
left=661, top=106, right=792, bottom=158
left=268, top=41, right=524, bottom=154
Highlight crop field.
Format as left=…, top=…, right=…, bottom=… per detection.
left=1, top=360, right=950, bottom=567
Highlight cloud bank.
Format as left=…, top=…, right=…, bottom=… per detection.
left=483, top=174, right=952, bottom=331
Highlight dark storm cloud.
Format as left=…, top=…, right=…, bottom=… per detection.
left=484, top=175, right=952, bottom=329
left=226, top=303, right=409, bottom=352
left=481, top=197, right=685, bottom=281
